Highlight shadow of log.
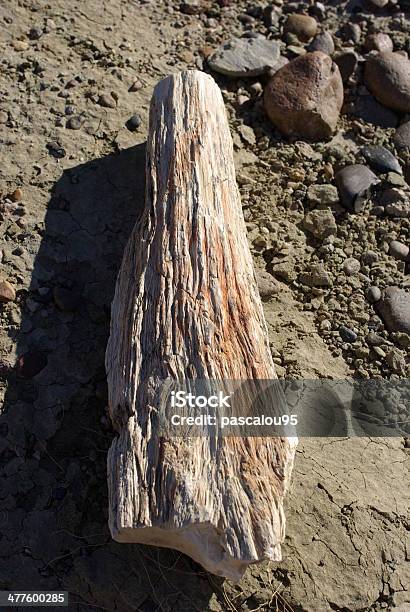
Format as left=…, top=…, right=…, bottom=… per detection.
left=0, top=145, right=220, bottom=611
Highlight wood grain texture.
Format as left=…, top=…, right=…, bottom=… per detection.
left=105, top=70, right=297, bottom=581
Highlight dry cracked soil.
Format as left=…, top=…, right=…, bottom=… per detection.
left=0, top=0, right=409, bottom=611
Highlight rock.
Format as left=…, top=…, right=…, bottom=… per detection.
left=362, top=250, right=379, bottom=265
left=334, top=50, right=358, bottom=83
left=343, top=257, right=361, bottom=275
left=367, top=286, right=382, bottom=303
left=29, top=26, right=43, bottom=40
left=66, top=115, right=83, bottom=130
left=237, top=124, right=256, bottom=146
left=335, top=164, right=380, bottom=212
left=264, top=52, right=343, bottom=142
left=366, top=331, right=385, bottom=346
left=12, top=39, right=29, bottom=51
left=364, top=33, right=393, bottom=53
left=129, top=79, right=143, bottom=92
left=386, top=201, right=410, bottom=217
left=341, top=23, right=361, bottom=44
left=307, top=184, right=339, bottom=207
left=303, top=208, right=337, bottom=239
left=0, top=280, right=16, bottom=303
left=11, top=188, right=23, bottom=202
left=308, top=31, right=334, bottom=55
left=365, top=0, right=389, bottom=8
left=339, top=325, right=357, bottom=342
left=389, top=240, right=409, bottom=261
left=46, top=141, right=66, bottom=159
left=98, top=93, right=116, bottom=108
left=394, top=121, right=410, bottom=150
left=208, top=37, right=281, bottom=77
left=361, top=145, right=402, bottom=175
left=375, top=287, right=410, bottom=333
left=179, top=0, right=201, bottom=15
left=364, top=52, right=410, bottom=113
left=300, top=264, right=332, bottom=287
left=353, top=94, right=398, bottom=128
left=256, top=269, right=280, bottom=300
left=53, top=287, right=81, bottom=311
left=284, top=14, right=318, bottom=42
left=126, top=114, right=141, bottom=132
left=386, top=348, right=406, bottom=375
left=17, top=351, right=47, bottom=378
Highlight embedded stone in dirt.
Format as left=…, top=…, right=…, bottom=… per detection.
left=284, top=14, right=317, bottom=42
left=303, top=209, right=337, bottom=240
left=364, top=52, right=410, bottom=113
left=361, top=145, right=402, bottom=174
left=334, top=50, right=358, bottom=83
left=375, top=286, right=410, bottom=333
left=394, top=121, right=410, bottom=150
left=0, top=280, right=16, bottom=303
left=17, top=351, right=47, bottom=378
left=256, top=269, right=281, bottom=301
left=364, top=33, right=393, bottom=53
left=264, top=52, right=343, bottom=141
left=208, top=37, right=281, bottom=77
left=335, top=164, right=380, bottom=212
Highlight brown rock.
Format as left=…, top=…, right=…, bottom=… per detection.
left=98, top=93, right=116, bottom=108
left=264, top=52, right=343, bottom=141
left=284, top=14, right=318, bottom=42
left=364, top=52, right=410, bottom=113
left=364, top=33, right=393, bottom=53
left=0, top=280, right=16, bottom=303
left=11, top=188, right=23, bottom=202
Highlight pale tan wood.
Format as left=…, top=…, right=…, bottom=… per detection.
left=105, top=70, right=297, bottom=581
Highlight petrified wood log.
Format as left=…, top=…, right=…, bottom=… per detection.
left=105, top=70, right=297, bottom=581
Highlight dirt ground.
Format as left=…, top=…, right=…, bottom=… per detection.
left=0, top=0, right=409, bottom=610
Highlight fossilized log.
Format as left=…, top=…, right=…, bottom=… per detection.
left=105, top=70, right=297, bottom=581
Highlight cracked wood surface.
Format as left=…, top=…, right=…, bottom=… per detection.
left=105, top=70, right=297, bottom=580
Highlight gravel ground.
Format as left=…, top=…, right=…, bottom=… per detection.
left=0, top=1, right=409, bottom=610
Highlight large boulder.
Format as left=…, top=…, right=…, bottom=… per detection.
left=364, top=52, right=410, bottom=113
left=264, top=52, right=344, bottom=141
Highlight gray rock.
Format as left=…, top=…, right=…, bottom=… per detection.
left=307, top=184, right=339, bottom=207
left=386, top=348, right=406, bottom=375
left=389, top=240, right=409, bottom=261
left=341, top=23, right=361, bottom=44
left=375, top=286, right=410, bottom=333
left=343, top=257, right=361, bottom=275
left=353, top=94, right=398, bottom=128
left=393, top=121, right=410, bottom=150
left=208, top=37, right=281, bottom=77
left=364, top=33, right=393, bottom=53
left=364, top=52, right=410, bottom=113
left=303, top=208, right=337, bottom=239
left=367, top=286, right=382, bottom=303
left=126, top=114, right=141, bottom=132
left=361, top=145, right=402, bottom=175
left=339, top=325, right=357, bottom=342
left=366, top=331, right=385, bottom=346
left=335, top=164, right=380, bottom=212
left=308, top=31, right=334, bottom=55
left=385, top=201, right=410, bottom=218
left=66, top=116, right=83, bottom=130
left=362, top=250, right=379, bottom=265
left=334, top=51, right=358, bottom=83
left=300, top=264, right=332, bottom=287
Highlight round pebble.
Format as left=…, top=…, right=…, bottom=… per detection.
left=339, top=325, right=357, bottom=343
left=367, top=286, right=382, bottom=304
left=126, top=113, right=142, bottom=132
left=389, top=240, right=409, bottom=261
left=343, top=257, right=361, bottom=275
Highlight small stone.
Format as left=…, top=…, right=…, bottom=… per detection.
left=386, top=172, right=406, bottom=187
left=208, top=37, right=281, bottom=77
left=126, top=114, right=141, bottom=132
left=256, top=269, right=280, bottom=300
left=394, top=121, right=410, bottom=150
left=367, top=286, right=382, bottom=303
left=284, top=14, right=318, bottom=42
left=66, top=115, right=83, bottom=130
left=128, top=79, right=143, bottom=92
left=17, top=351, right=47, bottom=378
left=303, top=209, right=337, bottom=239
left=237, top=124, right=256, bottom=146
left=341, top=23, right=361, bottom=44
left=98, top=93, right=116, bottom=108
left=0, top=280, right=16, bottom=303
left=362, top=250, right=379, bottom=265
left=366, top=331, right=385, bottom=346
left=334, top=51, right=358, bottom=83
left=335, top=164, right=380, bottom=212
left=0, top=110, right=8, bottom=124
left=389, top=240, right=409, bottom=261
left=343, top=257, right=361, bottom=275
left=53, top=287, right=81, bottom=311
left=375, top=286, right=410, bottom=334
left=386, top=348, right=406, bottom=375
left=339, top=325, right=357, bottom=343
left=12, top=39, right=29, bottom=51
left=308, top=31, right=335, bottom=55
left=300, top=264, right=332, bottom=287
left=11, top=188, right=23, bottom=202
left=307, top=184, right=339, bottom=207
left=353, top=94, right=398, bottom=128
left=361, top=145, right=402, bottom=175
left=365, top=0, right=389, bottom=9
left=385, top=201, right=410, bottom=218
left=46, top=141, right=66, bottom=159
left=364, top=52, right=410, bottom=113
left=179, top=0, right=201, bottom=15
left=364, top=33, right=393, bottom=53
left=28, top=26, right=43, bottom=40
left=264, top=52, right=343, bottom=142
